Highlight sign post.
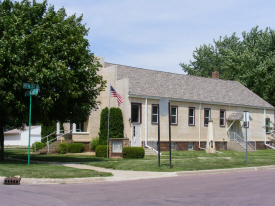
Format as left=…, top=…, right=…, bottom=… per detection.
left=23, top=83, right=39, bottom=165
left=158, top=98, right=169, bottom=167
left=244, top=112, right=249, bottom=165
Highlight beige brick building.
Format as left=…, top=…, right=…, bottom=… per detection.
left=68, top=57, right=275, bottom=152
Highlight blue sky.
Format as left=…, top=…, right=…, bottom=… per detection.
left=36, top=0, right=275, bottom=74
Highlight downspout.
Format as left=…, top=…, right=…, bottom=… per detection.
left=264, top=109, right=266, bottom=144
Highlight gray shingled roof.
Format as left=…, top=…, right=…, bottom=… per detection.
left=105, top=63, right=274, bottom=109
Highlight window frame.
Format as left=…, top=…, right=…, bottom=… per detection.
left=131, top=103, right=142, bottom=123
left=188, top=107, right=195, bottom=126
left=151, top=104, right=159, bottom=124
left=204, top=108, right=211, bottom=126
left=220, top=109, right=226, bottom=127
left=170, top=105, right=178, bottom=125
left=188, top=142, right=194, bottom=150
left=266, top=118, right=270, bottom=134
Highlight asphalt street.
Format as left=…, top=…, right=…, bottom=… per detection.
left=1, top=169, right=275, bottom=206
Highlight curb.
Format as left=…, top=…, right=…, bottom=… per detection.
left=1, top=165, right=275, bottom=185
left=176, top=165, right=275, bottom=176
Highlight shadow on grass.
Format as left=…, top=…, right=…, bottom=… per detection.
left=4, top=149, right=106, bottom=162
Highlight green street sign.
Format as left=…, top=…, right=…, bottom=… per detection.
left=25, top=89, right=38, bottom=96
left=23, top=83, right=39, bottom=89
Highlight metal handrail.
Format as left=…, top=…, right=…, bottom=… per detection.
left=41, top=131, right=57, bottom=141
left=229, top=132, right=256, bottom=150
left=47, top=130, right=73, bottom=153
left=146, top=136, right=160, bottom=154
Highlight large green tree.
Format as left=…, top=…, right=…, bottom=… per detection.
left=180, top=26, right=275, bottom=106
left=0, top=0, right=106, bottom=160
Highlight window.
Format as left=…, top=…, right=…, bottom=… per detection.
left=220, top=110, right=226, bottom=127
left=188, top=107, right=195, bottom=126
left=171, top=106, right=178, bottom=125
left=131, top=103, right=142, bottom=123
left=188, top=142, right=193, bottom=150
left=219, top=142, right=225, bottom=150
left=171, top=142, right=177, bottom=151
left=204, top=108, right=211, bottom=126
left=76, top=122, right=86, bottom=132
left=266, top=118, right=270, bottom=134
left=152, top=104, right=159, bottom=124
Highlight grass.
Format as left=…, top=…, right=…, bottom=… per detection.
left=1, top=148, right=112, bottom=178
left=4, top=148, right=105, bottom=162
left=0, top=160, right=112, bottom=178
left=3, top=148, right=275, bottom=176
left=85, top=150, right=275, bottom=172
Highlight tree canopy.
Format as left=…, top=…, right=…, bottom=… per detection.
left=0, top=0, right=106, bottom=160
left=180, top=26, right=275, bottom=107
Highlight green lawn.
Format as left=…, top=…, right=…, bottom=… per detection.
left=1, top=148, right=112, bottom=178
left=85, top=150, right=275, bottom=172
left=0, top=160, right=112, bottom=178
left=3, top=148, right=275, bottom=175
left=4, top=148, right=105, bottom=162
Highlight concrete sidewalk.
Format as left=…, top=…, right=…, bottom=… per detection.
left=1, top=161, right=275, bottom=185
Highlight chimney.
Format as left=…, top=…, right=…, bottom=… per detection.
left=212, top=71, right=219, bottom=79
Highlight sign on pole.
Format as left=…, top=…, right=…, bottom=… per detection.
left=24, top=89, right=38, bottom=96
left=23, top=83, right=39, bottom=90
left=244, top=111, right=249, bottom=165
left=23, top=83, right=39, bottom=166
left=243, top=112, right=249, bottom=122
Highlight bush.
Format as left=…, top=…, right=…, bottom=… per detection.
left=98, top=107, right=108, bottom=145
left=122, top=147, right=145, bottom=159
left=98, top=107, right=124, bottom=145
left=58, top=143, right=67, bottom=154
left=95, top=145, right=108, bottom=157
left=32, top=142, right=46, bottom=152
left=90, top=137, right=100, bottom=151
left=109, top=107, right=123, bottom=139
left=68, top=143, right=85, bottom=153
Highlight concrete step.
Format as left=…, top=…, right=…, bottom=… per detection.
left=33, top=140, right=73, bottom=154
left=145, top=148, right=158, bottom=155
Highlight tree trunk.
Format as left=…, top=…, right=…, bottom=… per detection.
left=0, top=122, right=4, bottom=161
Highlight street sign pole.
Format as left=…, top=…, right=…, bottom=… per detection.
left=23, top=83, right=39, bottom=166
left=28, top=88, right=32, bottom=166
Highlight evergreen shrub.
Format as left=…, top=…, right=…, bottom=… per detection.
left=90, top=137, right=100, bottom=151
left=95, top=145, right=108, bottom=157
left=32, top=142, right=46, bottom=152
left=98, top=107, right=108, bottom=145
left=98, top=107, right=124, bottom=145
left=122, top=147, right=145, bottom=159
left=68, top=143, right=85, bottom=153
left=58, top=143, right=67, bottom=154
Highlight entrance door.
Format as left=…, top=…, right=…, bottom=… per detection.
left=131, top=124, right=141, bottom=146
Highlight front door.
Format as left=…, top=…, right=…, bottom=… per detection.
left=131, top=124, right=141, bottom=146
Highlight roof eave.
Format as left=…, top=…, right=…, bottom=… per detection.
left=128, top=94, right=275, bottom=110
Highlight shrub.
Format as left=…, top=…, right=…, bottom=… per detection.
left=109, top=107, right=123, bottom=139
left=98, top=107, right=108, bottom=145
left=98, top=107, right=124, bottom=145
left=68, top=143, right=85, bottom=153
left=58, top=143, right=67, bottom=154
left=122, top=147, right=145, bottom=159
left=32, top=142, right=46, bottom=152
left=95, top=145, right=108, bottom=157
left=90, top=137, right=100, bottom=151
